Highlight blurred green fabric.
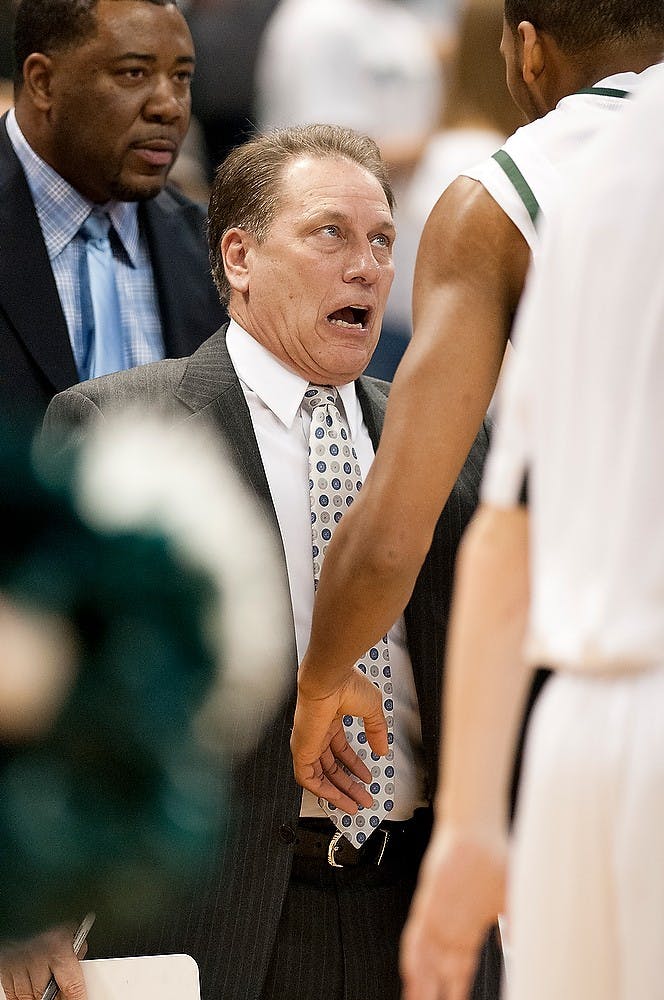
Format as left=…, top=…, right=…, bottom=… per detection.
left=0, top=426, right=226, bottom=939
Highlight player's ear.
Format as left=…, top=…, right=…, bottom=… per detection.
left=518, top=21, right=545, bottom=85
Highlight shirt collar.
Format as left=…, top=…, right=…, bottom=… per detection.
left=593, top=64, right=664, bottom=92
left=226, top=318, right=362, bottom=438
left=6, top=108, right=140, bottom=265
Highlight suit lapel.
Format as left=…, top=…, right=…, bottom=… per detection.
left=356, top=375, right=388, bottom=448
left=173, top=325, right=281, bottom=529
left=0, top=117, right=77, bottom=391
left=142, top=192, right=221, bottom=358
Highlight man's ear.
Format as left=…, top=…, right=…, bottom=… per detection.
left=518, top=21, right=545, bottom=86
left=221, top=228, right=252, bottom=294
left=21, top=53, right=55, bottom=112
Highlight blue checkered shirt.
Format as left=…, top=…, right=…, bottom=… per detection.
left=7, top=109, right=164, bottom=379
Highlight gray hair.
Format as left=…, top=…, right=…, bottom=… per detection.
left=207, top=123, right=394, bottom=304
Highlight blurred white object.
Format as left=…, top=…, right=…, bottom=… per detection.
left=75, top=412, right=292, bottom=754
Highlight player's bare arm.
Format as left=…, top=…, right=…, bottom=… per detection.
left=298, top=178, right=531, bottom=690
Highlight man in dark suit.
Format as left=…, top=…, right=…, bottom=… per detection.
left=5, top=124, right=498, bottom=1000
left=0, top=0, right=226, bottom=420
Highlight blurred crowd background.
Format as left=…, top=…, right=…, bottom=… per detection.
left=0, top=0, right=520, bottom=380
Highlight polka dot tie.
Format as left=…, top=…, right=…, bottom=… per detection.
left=302, top=384, right=395, bottom=848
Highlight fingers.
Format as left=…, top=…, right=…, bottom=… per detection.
left=298, top=718, right=375, bottom=810
left=295, top=733, right=373, bottom=812
left=45, top=951, right=87, bottom=1000
left=315, top=778, right=368, bottom=814
left=0, top=928, right=87, bottom=1000
left=293, top=755, right=366, bottom=813
left=3, top=965, right=41, bottom=1000
left=1, top=946, right=51, bottom=1000
left=360, top=701, right=389, bottom=757
left=291, top=668, right=388, bottom=804
left=320, top=745, right=373, bottom=810
left=329, top=727, right=372, bottom=783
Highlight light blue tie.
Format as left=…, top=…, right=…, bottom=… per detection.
left=78, top=211, right=125, bottom=381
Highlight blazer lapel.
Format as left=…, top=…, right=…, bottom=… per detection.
left=0, top=117, right=77, bottom=392
left=142, top=192, right=224, bottom=358
left=173, top=325, right=281, bottom=528
left=356, top=375, right=389, bottom=449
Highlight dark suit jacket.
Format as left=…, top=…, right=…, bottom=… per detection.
left=0, top=113, right=227, bottom=420
left=44, top=326, right=492, bottom=1000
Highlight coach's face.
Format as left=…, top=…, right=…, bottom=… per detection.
left=225, top=155, right=395, bottom=386
left=31, top=0, right=194, bottom=202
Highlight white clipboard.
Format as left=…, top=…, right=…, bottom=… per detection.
left=1, top=955, right=201, bottom=1000
left=82, top=955, right=201, bottom=999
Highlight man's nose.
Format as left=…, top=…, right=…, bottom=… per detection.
left=343, top=244, right=381, bottom=283
left=143, top=77, right=189, bottom=124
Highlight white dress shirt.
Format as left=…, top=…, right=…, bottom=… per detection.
left=227, top=320, right=427, bottom=818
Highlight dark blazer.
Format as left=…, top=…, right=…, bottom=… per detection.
left=0, top=113, right=227, bottom=419
left=44, top=326, right=492, bottom=1000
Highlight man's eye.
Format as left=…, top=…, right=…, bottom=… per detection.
left=174, top=70, right=194, bottom=84
left=121, top=67, right=146, bottom=79
left=321, top=225, right=341, bottom=238
left=372, top=234, right=392, bottom=249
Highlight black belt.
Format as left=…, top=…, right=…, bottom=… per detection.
left=294, top=808, right=432, bottom=870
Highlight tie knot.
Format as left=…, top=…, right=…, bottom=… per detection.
left=80, top=211, right=112, bottom=246
left=302, top=384, right=338, bottom=414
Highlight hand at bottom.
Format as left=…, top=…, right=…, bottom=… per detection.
left=0, top=926, right=88, bottom=1000
left=400, top=826, right=507, bottom=1000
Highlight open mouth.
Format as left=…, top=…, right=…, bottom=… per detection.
left=327, top=306, right=370, bottom=330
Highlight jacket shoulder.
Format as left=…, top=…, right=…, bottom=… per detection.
left=357, top=373, right=390, bottom=403
left=151, top=185, right=207, bottom=223
left=42, top=358, right=190, bottom=442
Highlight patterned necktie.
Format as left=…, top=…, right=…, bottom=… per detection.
left=302, top=384, right=395, bottom=848
left=78, top=211, right=125, bottom=381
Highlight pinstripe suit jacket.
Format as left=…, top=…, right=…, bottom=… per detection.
left=44, top=324, right=490, bottom=999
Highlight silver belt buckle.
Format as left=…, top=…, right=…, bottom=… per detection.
left=327, top=830, right=344, bottom=868
left=326, top=828, right=391, bottom=867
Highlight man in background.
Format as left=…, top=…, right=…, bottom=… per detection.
left=0, top=0, right=226, bottom=418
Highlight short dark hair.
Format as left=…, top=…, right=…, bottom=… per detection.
left=208, top=123, right=395, bottom=304
left=504, top=0, right=664, bottom=53
left=13, top=0, right=176, bottom=88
